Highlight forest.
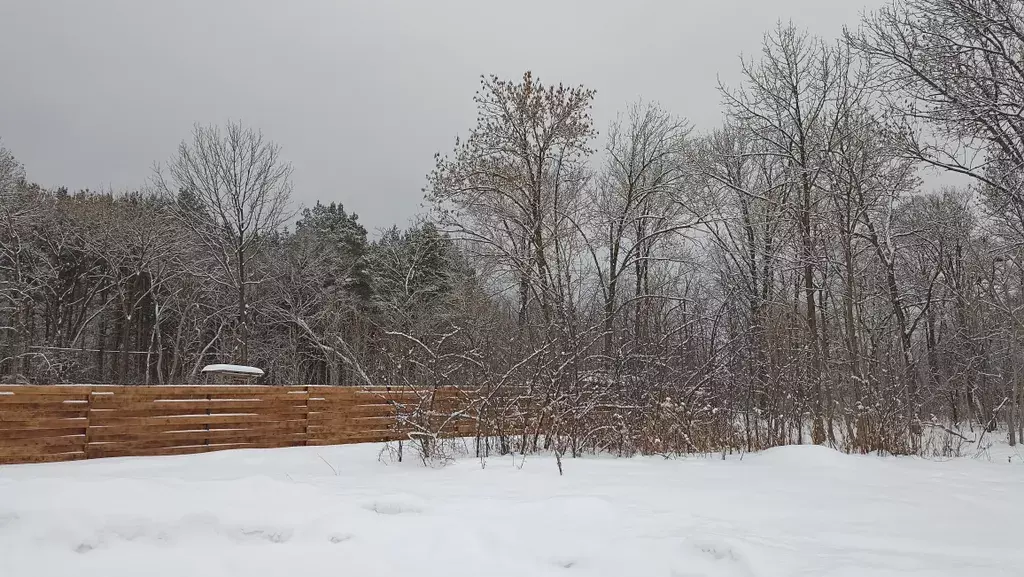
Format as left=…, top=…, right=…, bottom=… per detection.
left=2, top=0, right=1024, bottom=456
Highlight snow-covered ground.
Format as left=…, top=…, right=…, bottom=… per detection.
left=1, top=442, right=1021, bottom=577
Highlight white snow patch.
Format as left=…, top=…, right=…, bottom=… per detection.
left=0, top=443, right=1021, bottom=577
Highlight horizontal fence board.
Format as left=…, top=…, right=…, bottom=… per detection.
left=0, top=416, right=88, bottom=429
left=0, top=403, right=89, bottom=413
left=88, top=440, right=307, bottom=459
left=89, top=431, right=308, bottom=452
left=87, top=406, right=310, bottom=419
left=311, top=391, right=461, bottom=400
left=309, top=390, right=450, bottom=401
left=91, top=391, right=310, bottom=401
left=307, top=398, right=406, bottom=407
left=92, top=386, right=308, bottom=395
left=307, top=405, right=402, bottom=419
left=88, top=416, right=305, bottom=428
left=89, top=429, right=308, bottom=447
left=1, top=435, right=86, bottom=453
left=0, top=410, right=90, bottom=422
left=0, top=394, right=92, bottom=404
left=89, top=398, right=307, bottom=410
left=309, top=405, right=405, bottom=420
left=0, top=427, right=88, bottom=440
left=89, top=421, right=308, bottom=441
left=308, top=416, right=399, bottom=429
left=86, top=413, right=305, bottom=428
left=0, top=452, right=86, bottom=465
left=308, top=431, right=409, bottom=444
left=88, top=395, right=308, bottom=404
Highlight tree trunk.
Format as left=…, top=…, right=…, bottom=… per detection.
left=1010, top=333, right=1019, bottom=447
left=237, top=240, right=248, bottom=365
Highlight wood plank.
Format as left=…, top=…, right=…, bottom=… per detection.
left=310, top=425, right=409, bottom=436
left=87, top=439, right=306, bottom=459
left=87, top=406, right=309, bottom=420
left=0, top=408, right=91, bottom=421
left=0, top=452, right=85, bottom=465
left=308, top=409, right=403, bottom=419
left=307, top=405, right=400, bottom=419
left=312, top=391, right=438, bottom=402
left=91, top=391, right=309, bottom=401
left=307, top=392, right=367, bottom=402
left=86, top=414, right=304, bottom=428
left=307, top=398, right=408, bottom=407
left=0, top=401, right=89, bottom=412
left=308, top=416, right=399, bottom=429
left=0, top=436, right=85, bottom=453
left=0, top=394, right=92, bottom=404
left=308, top=396, right=460, bottom=407
left=311, top=387, right=426, bottom=396
left=306, top=392, right=462, bottom=403
left=308, top=431, right=408, bottom=445
left=88, top=421, right=308, bottom=441
left=90, top=428, right=305, bottom=444
left=92, top=386, right=307, bottom=395
left=310, top=385, right=461, bottom=394
left=0, top=416, right=88, bottom=429
left=0, top=427, right=87, bottom=440
left=89, top=398, right=307, bottom=410
left=88, top=431, right=307, bottom=451
left=307, top=422, right=474, bottom=439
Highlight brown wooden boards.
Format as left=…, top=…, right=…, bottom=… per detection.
left=0, top=385, right=474, bottom=464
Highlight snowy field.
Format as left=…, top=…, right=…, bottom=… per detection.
left=1, top=442, right=1022, bottom=577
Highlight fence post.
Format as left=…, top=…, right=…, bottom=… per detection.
left=84, top=388, right=94, bottom=460
left=303, top=385, right=311, bottom=446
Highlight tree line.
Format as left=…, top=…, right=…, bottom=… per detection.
left=3, top=0, right=1023, bottom=455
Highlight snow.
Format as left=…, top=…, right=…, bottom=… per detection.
left=199, top=364, right=265, bottom=376
left=1, top=443, right=1022, bottom=577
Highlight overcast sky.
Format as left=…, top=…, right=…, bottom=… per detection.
left=0, top=0, right=886, bottom=232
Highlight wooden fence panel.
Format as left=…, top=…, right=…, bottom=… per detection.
left=0, top=384, right=475, bottom=464
left=0, top=386, right=92, bottom=464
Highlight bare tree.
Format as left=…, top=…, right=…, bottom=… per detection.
left=586, top=102, right=692, bottom=360
left=849, top=0, right=1024, bottom=238
left=850, top=0, right=1024, bottom=447
left=428, top=71, right=596, bottom=330
left=154, top=122, right=293, bottom=364
left=0, top=141, right=31, bottom=377
left=721, top=23, right=862, bottom=443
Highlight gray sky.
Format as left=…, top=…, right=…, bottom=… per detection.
left=0, top=1, right=885, bottom=232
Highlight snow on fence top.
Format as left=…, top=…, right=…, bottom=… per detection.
left=200, top=364, right=265, bottom=376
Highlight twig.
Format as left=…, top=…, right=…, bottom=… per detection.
left=317, top=454, right=339, bottom=476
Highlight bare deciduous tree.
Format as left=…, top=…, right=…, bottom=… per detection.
left=154, top=122, right=293, bottom=364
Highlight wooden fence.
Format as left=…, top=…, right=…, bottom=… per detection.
left=0, top=385, right=474, bottom=465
